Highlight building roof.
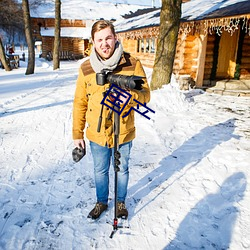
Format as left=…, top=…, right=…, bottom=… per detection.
left=182, top=0, right=250, bottom=21
left=114, top=0, right=250, bottom=32
left=200, top=1, right=250, bottom=20
left=40, top=27, right=92, bottom=39
left=30, top=0, right=151, bottom=20
left=115, top=8, right=160, bottom=33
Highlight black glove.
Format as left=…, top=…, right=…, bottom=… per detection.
left=72, top=146, right=86, bottom=162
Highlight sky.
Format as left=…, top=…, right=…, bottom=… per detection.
left=0, top=47, right=249, bottom=250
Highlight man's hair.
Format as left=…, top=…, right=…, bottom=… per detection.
left=91, top=20, right=116, bottom=40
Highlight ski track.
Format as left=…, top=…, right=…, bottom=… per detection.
left=0, top=62, right=250, bottom=249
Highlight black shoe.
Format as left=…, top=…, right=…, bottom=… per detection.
left=87, top=202, right=108, bottom=220
left=117, top=202, right=128, bottom=219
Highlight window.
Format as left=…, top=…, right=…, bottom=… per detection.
left=137, top=38, right=156, bottom=54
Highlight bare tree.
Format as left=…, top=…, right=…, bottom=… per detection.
left=53, top=0, right=61, bottom=70
left=22, top=0, right=35, bottom=75
left=0, top=0, right=23, bottom=71
left=29, top=0, right=47, bottom=8
left=151, top=0, right=182, bottom=90
left=0, top=37, right=11, bottom=71
left=0, top=0, right=24, bottom=39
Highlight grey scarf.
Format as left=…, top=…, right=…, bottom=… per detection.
left=90, top=41, right=123, bottom=73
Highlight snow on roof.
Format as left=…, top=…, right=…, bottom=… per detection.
left=182, top=0, right=250, bottom=21
left=30, top=0, right=151, bottom=20
left=40, top=27, right=91, bottom=39
left=114, top=8, right=160, bottom=32
left=41, top=27, right=91, bottom=39
left=114, top=0, right=250, bottom=32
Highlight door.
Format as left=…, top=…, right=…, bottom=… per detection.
left=216, top=30, right=239, bottom=79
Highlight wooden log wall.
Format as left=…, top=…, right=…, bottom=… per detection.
left=134, top=53, right=156, bottom=68
left=41, top=37, right=53, bottom=58
left=61, top=38, right=74, bottom=52
left=240, top=35, right=250, bottom=79
left=183, top=35, right=198, bottom=79
left=120, top=38, right=156, bottom=68
left=72, top=38, right=87, bottom=56
left=32, top=18, right=86, bottom=29
left=173, top=34, right=198, bottom=80
left=120, top=31, right=200, bottom=77
left=120, top=39, right=137, bottom=54
left=173, top=34, right=185, bottom=75
left=203, top=34, right=215, bottom=82
left=41, top=37, right=86, bottom=58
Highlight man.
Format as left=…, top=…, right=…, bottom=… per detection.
left=72, top=20, right=150, bottom=220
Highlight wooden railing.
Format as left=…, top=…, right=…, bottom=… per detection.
left=46, top=51, right=83, bottom=61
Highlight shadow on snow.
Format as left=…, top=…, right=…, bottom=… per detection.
left=128, top=118, right=239, bottom=212
left=127, top=118, right=243, bottom=248
left=0, top=100, right=73, bottom=117
left=164, top=172, right=247, bottom=249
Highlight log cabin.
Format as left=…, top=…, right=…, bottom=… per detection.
left=115, top=0, right=250, bottom=93
left=31, top=18, right=92, bottom=60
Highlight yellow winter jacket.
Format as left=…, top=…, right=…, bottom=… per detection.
left=72, top=52, right=150, bottom=148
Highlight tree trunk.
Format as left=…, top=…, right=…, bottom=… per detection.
left=22, top=0, right=35, bottom=75
left=53, top=0, right=61, bottom=70
left=151, top=0, right=182, bottom=90
left=0, top=37, right=11, bottom=71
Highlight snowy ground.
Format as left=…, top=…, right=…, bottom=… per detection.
left=0, top=51, right=250, bottom=250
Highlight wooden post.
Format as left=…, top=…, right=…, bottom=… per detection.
left=195, top=32, right=207, bottom=88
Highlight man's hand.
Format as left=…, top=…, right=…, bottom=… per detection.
left=119, top=90, right=131, bottom=104
left=72, top=139, right=86, bottom=162
left=109, top=89, right=131, bottom=105
left=74, top=139, right=85, bottom=149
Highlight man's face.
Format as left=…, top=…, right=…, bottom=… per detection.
left=93, top=27, right=117, bottom=60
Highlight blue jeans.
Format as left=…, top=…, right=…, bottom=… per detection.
left=89, top=140, right=132, bottom=205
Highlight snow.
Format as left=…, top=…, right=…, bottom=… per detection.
left=114, top=9, right=160, bottom=32
left=114, top=0, right=249, bottom=32
left=0, top=48, right=250, bottom=249
left=30, top=0, right=153, bottom=20
left=181, top=0, right=249, bottom=21
left=94, top=0, right=161, bottom=7
left=40, top=27, right=92, bottom=39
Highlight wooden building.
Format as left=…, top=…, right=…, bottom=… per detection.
left=30, top=1, right=153, bottom=61
left=31, top=18, right=92, bottom=60
left=115, top=0, right=250, bottom=89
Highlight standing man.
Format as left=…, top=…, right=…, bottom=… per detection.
left=72, top=20, right=150, bottom=220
